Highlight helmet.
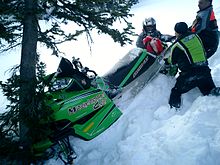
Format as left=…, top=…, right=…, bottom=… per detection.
left=143, top=17, right=156, bottom=33
left=143, top=17, right=156, bottom=27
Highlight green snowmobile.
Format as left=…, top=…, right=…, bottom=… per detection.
left=33, top=57, right=123, bottom=163
left=33, top=47, right=168, bottom=163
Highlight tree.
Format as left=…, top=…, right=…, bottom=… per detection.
left=0, top=0, right=138, bottom=163
left=1, top=0, right=138, bottom=52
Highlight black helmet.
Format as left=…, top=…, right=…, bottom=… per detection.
left=174, top=22, right=188, bottom=35
left=143, top=17, right=156, bottom=33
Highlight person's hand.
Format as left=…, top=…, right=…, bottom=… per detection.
left=160, top=64, right=177, bottom=76
left=168, top=65, right=178, bottom=76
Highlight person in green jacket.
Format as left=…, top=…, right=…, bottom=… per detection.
left=168, top=22, right=219, bottom=109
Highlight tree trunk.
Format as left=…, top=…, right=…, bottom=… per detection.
left=19, top=0, right=38, bottom=147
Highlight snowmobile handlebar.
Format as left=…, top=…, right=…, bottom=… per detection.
left=81, top=67, right=98, bottom=79
left=72, top=57, right=83, bottom=70
left=72, top=56, right=98, bottom=79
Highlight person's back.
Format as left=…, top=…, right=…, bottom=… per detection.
left=171, top=33, right=208, bottom=73
left=168, top=22, right=218, bottom=108
left=190, top=0, right=219, bottom=58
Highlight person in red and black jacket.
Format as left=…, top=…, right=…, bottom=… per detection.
left=190, top=0, right=219, bottom=58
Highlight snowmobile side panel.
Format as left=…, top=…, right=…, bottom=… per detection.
left=119, top=50, right=148, bottom=87
left=119, top=50, right=157, bottom=87
left=119, top=52, right=165, bottom=97
left=51, top=90, right=114, bottom=123
left=73, top=102, right=122, bottom=140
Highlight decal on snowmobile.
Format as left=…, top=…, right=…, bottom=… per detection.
left=93, top=98, right=107, bottom=110
left=83, top=122, right=94, bottom=133
left=65, top=89, right=101, bottom=104
left=133, top=57, right=149, bottom=78
left=68, top=93, right=106, bottom=115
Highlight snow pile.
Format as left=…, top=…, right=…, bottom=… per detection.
left=67, top=70, right=220, bottom=165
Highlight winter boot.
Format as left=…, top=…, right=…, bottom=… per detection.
left=169, top=88, right=181, bottom=109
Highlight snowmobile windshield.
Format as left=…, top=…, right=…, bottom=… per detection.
left=103, top=48, right=143, bottom=76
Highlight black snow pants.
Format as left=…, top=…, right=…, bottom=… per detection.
left=169, top=66, right=216, bottom=108
left=199, top=31, right=219, bottom=59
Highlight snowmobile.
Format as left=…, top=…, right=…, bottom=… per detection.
left=32, top=57, right=123, bottom=163
left=32, top=46, right=170, bottom=164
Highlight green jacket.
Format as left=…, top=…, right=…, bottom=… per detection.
left=169, top=33, right=207, bottom=72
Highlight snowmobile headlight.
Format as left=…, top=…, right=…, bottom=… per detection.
left=50, top=78, right=72, bottom=91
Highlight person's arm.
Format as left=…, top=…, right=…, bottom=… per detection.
left=160, top=46, right=178, bottom=76
left=191, top=10, right=210, bottom=33
left=136, top=32, right=145, bottom=48
left=160, top=34, right=176, bottom=42
left=171, top=47, right=181, bottom=65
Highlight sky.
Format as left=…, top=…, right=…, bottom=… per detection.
left=44, top=0, right=220, bottom=165
left=1, top=0, right=220, bottom=164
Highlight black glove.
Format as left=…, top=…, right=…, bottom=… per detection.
left=160, top=63, right=178, bottom=76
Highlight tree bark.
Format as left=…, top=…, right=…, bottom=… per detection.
left=19, top=0, right=38, bottom=147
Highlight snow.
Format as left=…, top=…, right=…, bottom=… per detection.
left=64, top=69, right=220, bottom=165
left=1, top=0, right=220, bottom=165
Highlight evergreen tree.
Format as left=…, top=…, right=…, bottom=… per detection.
left=0, top=0, right=138, bottom=163
left=0, top=59, right=53, bottom=163
left=1, top=0, right=137, bottom=53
